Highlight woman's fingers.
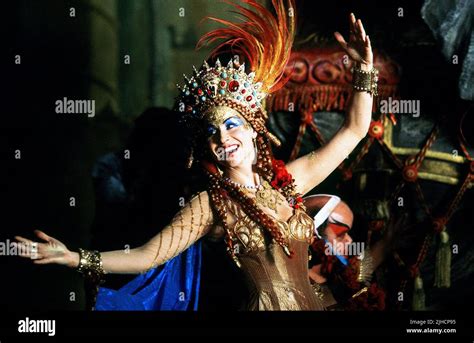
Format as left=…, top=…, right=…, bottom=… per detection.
left=14, top=235, right=33, bottom=245
left=13, top=232, right=69, bottom=266
left=34, top=230, right=52, bottom=243
left=357, top=19, right=366, bottom=42
left=334, top=31, right=348, bottom=50
left=349, top=13, right=357, bottom=38
left=14, top=236, right=50, bottom=260
left=14, top=236, right=35, bottom=258
left=33, top=258, right=56, bottom=265
left=350, top=13, right=357, bottom=35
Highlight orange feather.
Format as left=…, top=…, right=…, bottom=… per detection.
left=196, top=0, right=296, bottom=94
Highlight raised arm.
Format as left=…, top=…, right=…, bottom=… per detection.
left=15, top=191, right=214, bottom=274
left=286, top=13, right=374, bottom=196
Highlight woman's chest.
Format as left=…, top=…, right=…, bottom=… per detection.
left=223, top=199, right=314, bottom=255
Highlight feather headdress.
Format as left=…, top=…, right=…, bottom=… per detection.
left=197, top=0, right=296, bottom=94
left=176, top=0, right=296, bottom=162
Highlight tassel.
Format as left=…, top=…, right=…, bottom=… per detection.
left=412, top=275, right=426, bottom=311
left=434, top=230, right=451, bottom=288
left=267, top=131, right=282, bottom=147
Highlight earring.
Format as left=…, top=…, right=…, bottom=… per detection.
left=252, top=137, right=258, bottom=165
left=253, top=137, right=258, bottom=153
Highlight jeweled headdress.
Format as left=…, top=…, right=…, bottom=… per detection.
left=176, top=0, right=295, bottom=158
left=177, top=58, right=267, bottom=132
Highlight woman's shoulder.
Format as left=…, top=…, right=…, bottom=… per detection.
left=188, top=190, right=211, bottom=207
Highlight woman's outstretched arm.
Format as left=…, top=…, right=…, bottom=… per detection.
left=15, top=191, right=213, bottom=274
left=286, top=13, right=374, bottom=196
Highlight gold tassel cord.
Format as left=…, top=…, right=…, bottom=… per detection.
left=412, top=275, right=426, bottom=311
left=434, top=230, right=451, bottom=288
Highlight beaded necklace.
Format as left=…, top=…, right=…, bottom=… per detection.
left=224, top=174, right=283, bottom=211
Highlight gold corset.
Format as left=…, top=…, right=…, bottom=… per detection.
left=223, top=198, right=324, bottom=310
left=226, top=200, right=314, bottom=255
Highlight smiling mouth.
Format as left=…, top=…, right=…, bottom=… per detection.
left=223, top=144, right=239, bottom=155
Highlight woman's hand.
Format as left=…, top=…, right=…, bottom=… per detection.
left=334, top=13, right=373, bottom=69
left=15, top=230, right=79, bottom=268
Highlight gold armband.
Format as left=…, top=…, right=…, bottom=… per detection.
left=352, top=65, right=378, bottom=97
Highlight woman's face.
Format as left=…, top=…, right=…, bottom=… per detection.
left=204, top=106, right=257, bottom=169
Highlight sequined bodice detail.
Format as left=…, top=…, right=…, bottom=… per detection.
left=226, top=200, right=314, bottom=254
left=224, top=199, right=324, bottom=310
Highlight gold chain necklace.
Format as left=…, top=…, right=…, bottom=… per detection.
left=237, top=176, right=282, bottom=212
left=225, top=175, right=283, bottom=212
left=255, top=179, right=283, bottom=212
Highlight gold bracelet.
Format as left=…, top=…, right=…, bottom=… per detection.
left=77, top=248, right=105, bottom=284
left=352, top=65, right=379, bottom=97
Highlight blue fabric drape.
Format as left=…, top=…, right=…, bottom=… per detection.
left=95, top=241, right=201, bottom=311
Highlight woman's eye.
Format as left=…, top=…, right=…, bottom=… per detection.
left=225, top=117, right=243, bottom=130
left=207, top=126, right=217, bottom=137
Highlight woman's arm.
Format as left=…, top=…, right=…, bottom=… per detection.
left=16, top=191, right=213, bottom=274
left=101, top=191, right=213, bottom=273
left=286, top=14, right=374, bottom=196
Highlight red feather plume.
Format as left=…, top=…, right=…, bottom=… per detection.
left=196, top=0, right=296, bottom=94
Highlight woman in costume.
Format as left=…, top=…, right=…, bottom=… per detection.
left=15, top=0, right=377, bottom=310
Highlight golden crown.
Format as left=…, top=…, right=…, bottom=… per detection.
left=176, top=57, right=267, bottom=121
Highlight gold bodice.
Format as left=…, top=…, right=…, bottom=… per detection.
left=226, top=200, right=314, bottom=254
left=225, top=199, right=325, bottom=311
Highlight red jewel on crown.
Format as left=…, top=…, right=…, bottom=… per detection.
left=228, top=80, right=239, bottom=92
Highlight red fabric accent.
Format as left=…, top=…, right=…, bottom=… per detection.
left=268, top=48, right=401, bottom=113
left=270, top=159, right=293, bottom=190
